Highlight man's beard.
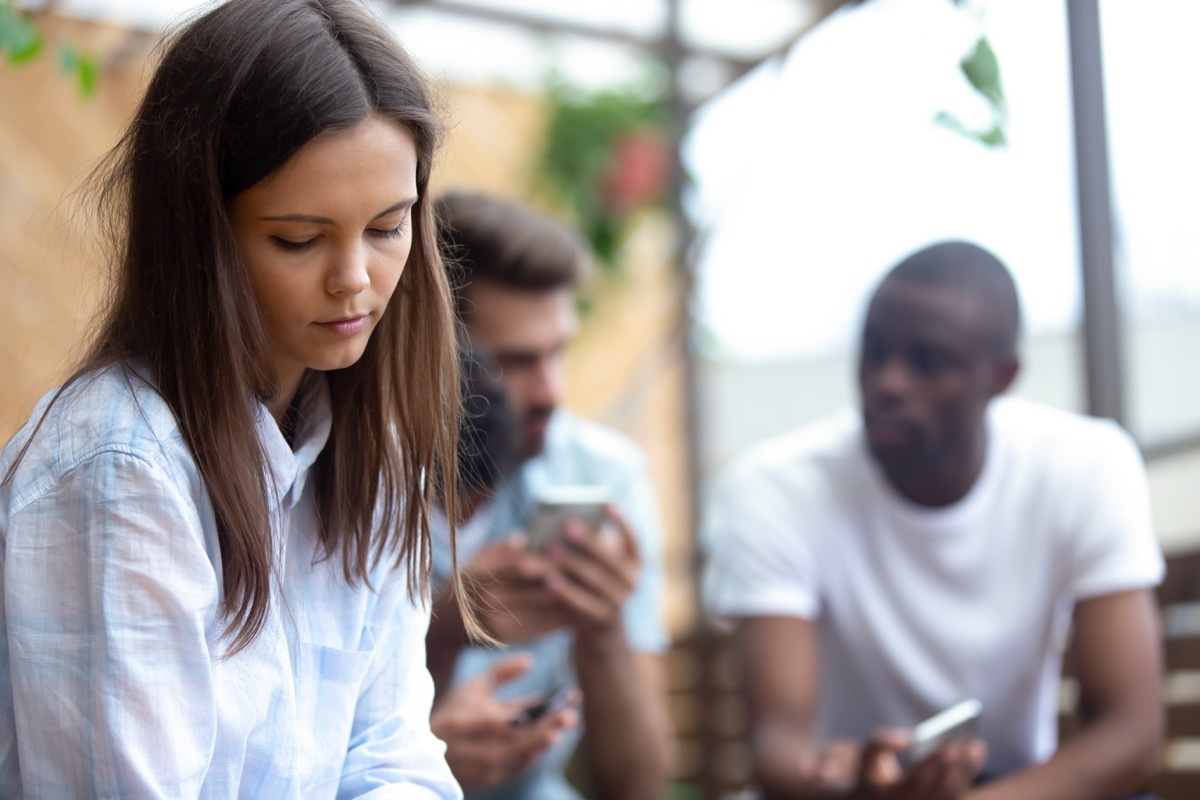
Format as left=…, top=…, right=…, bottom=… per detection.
left=518, top=406, right=554, bottom=459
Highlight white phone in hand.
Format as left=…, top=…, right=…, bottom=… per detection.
left=524, top=485, right=611, bottom=552
left=906, top=698, right=983, bottom=764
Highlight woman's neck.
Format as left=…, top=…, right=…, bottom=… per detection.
left=267, top=368, right=306, bottom=425
left=268, top=369, right=307, bottom=450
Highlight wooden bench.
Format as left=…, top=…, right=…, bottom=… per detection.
left=668, top=550, right=1200, bottom=799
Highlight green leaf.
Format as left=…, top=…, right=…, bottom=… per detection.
left=533, top=80, right=666, bottom=266
left=975, top=124, right=1007, bottom=147
left=58, top=42, right=77, bottom=70
left=960, top=37, right=1004, bottom=111
left=76, top=54, right=98, bottom=97
left=8, top=29, right=40, bottom=63
left=0, top=3, right=42, bottom=65
left=934, top=111, right=969, bottom=135
left=934, top=111, right=1007, bottom=149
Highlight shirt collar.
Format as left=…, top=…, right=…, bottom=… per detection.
left=255, top=373, right=332, bottom=510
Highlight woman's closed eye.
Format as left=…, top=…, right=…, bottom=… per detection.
left=271, top=235, right=318, bottom=253
left=370, top=220, right=408, bottom=240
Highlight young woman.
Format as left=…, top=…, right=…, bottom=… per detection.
left=0, top=0, right=474, bottom=796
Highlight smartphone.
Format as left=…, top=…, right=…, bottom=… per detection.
left=906, top=698, right=983, bottom=764
left=525, top=485, right=611, bottom=552
left=510, top=683, right=574, bottom=727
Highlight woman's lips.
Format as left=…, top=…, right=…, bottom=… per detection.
left=316, top=316, right=367, bottom=336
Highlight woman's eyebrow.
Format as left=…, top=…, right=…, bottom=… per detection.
left=259, top=197, right=418, bottom=224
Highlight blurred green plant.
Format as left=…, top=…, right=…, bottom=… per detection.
left=534, top=77, right=669, bottom=267
left=937, top=0, right=1007, bottom=147
left=0, top=1, right=99, bottom=97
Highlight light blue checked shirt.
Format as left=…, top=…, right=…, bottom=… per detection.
left=0, top=367, right=461, bottom=799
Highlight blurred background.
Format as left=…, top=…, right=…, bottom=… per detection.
left=2, top=0, right=1198, bottom=795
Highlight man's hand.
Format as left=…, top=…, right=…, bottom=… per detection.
left=755, top=718, right=861, bottom=798
left=758, top=726, right=986, bottom=800
left=856, top=728, right=987, bottom=800
left=430, top=654, right=580, bottom=790
left=543, top=506, right=641, bottom=640
left=465, top=534, right=571, bottom=643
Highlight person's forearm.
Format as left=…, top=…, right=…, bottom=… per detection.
left=425, top=586, right=467, bottom=700
left=574, top=627, right=672, bottom=800
left=967, top=710, right=1161, bottom=800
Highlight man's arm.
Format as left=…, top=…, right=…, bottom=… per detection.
left=968, top=588, right=1163, bottom=800
left=738, top=615, right=837, bottom=799
left=543, top=509, right=673, bottom=799
left=738, top=616, right=984, bottom=800
left=577, top=642, right=672, bottom=800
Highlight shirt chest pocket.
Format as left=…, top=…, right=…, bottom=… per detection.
left=295, top=630, right=377, bottom=793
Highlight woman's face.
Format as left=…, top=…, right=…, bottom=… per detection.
left=230, top=115, right=418, bottom=408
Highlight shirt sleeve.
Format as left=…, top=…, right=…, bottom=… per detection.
left=613, top=454, right=670, bottom=654
left=1, top=449, right=220, bottom=797
left=337, top=566, right=461, bottom=799
left=702, top=454, right=821, bottom=620
left=1066, top=423, right=1165, bottom=600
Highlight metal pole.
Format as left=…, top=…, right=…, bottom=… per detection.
left=1065, top=0, right=1125, bottom=423
left=661, top=0, right=702, bottom=621
left=660, top=1, right=725, bottom=794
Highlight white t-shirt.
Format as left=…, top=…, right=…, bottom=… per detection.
left=703, top=396, right=1164, bottom=777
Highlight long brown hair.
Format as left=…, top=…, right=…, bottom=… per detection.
left=10, top=0, right=474, bottom=654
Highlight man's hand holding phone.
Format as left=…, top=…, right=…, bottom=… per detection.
left=461, top=485, right=641, bottom=645
left=431, top=654, right=580, bottom=790
left=851, top=701, right=987, bottom=800
left=462, top=534, right=571, bottom=644
left=855, top=726, right=987, bottom=800
left=757, top=701, right=987, bottom=800
left=542, top=504, right=641, bottom=640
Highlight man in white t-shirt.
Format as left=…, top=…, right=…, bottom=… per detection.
left=704, top=241, right=1165, bottom=800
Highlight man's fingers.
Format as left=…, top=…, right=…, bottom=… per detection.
left=966, top=738, right=988, bottom=774
left=509, top=708, right=579, bottom=765
left=859, top=728, right=909, bottom=788
left=604, top=505, right=641, bottom=561
left=544, top=570, right=612, bottom=624
left=902, top=740, right=986, bottom=799
left=487, top=653, right=535, bottom=689
left=815, top=740, right=859, bottom=788
left=547, top=543, right=632, bottom=608
left=906, top=750, right=950, bottom=797
left=511, top=552, right=556, bottom=583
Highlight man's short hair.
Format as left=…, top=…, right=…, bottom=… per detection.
left=884, top=240, right=1022, bottom=359
left=435, top=192, right=591, bottom=318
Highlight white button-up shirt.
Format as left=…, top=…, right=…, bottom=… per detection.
left=0, top=367, right=460, bottom=799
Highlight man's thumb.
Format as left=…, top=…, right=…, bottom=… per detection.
left=488, top=653, right=534, bottom=688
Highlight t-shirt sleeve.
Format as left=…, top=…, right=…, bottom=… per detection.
left=702, top=453, right=821, bottom=620
left=1066, top=423, right=1164, bottom=600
